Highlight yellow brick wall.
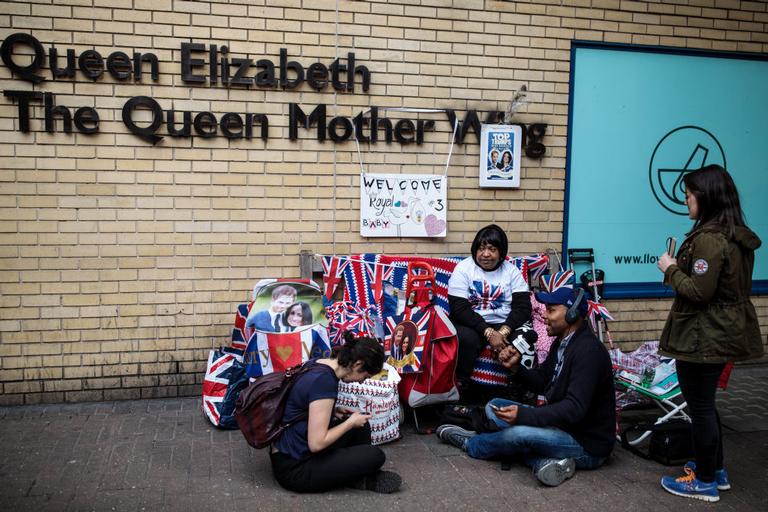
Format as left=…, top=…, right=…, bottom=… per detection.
left=0, top=0, right=766, bottom=404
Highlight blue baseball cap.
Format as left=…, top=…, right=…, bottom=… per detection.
left=535, top=287, right=589, bottom=315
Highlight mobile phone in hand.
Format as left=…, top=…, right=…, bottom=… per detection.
left=662, top=236, right=678, bottom=285
left=666, top=236, right=677, bottom=256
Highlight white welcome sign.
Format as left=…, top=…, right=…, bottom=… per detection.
left=360, top=173, right=447, bottom=237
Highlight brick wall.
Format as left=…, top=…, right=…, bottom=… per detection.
left=1, top=0, right=766, bottom=404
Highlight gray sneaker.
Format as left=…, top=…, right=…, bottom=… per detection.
left=436, top=424, right=476, bottom=451
left=534, top=458, right=576, bottom=486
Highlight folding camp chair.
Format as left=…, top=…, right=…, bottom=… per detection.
left=615, top=372, right=690, bottom=445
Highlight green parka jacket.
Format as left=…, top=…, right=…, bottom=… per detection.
left=659, top=223, right=764, bottom=363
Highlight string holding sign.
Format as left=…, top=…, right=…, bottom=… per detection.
left=352, top=107, right=459, bottom=177
left=353, top=108, right=457, bottom=238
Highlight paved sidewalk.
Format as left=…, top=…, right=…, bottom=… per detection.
left=1, top=366, right=767, bottom=512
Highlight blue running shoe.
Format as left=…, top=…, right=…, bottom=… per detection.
left=661, top=467, right=719, bottom=502
left=684, top=461, right=731, bottom=491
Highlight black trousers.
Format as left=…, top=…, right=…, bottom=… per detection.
left=455, top=323, right=503, bottom=382
left=270, top=423, right=385, bottom=493
left=676, top=360, right=726, bottom=483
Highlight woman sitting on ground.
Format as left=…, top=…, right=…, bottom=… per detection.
left=270, top=331, right=402, bottom=494
left=447, top=224, right=532, bottom=397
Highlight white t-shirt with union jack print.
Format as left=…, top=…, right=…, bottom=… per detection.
left=447, top=257, right=529, bottom=324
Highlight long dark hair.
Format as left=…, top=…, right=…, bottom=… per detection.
left=284, top=301, right=313, bottom=328
left=334, top=331, right=384, bottom=374
left=683, top=165, right=747, bottom=238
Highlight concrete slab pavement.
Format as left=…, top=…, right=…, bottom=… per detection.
left=1, top=366, right=767, bottom=512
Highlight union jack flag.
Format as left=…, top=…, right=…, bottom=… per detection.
left=321, top=255, right=350, bottom=303
left=469, top=280, right=504, bottom=310
left=365, top=260, right=395, bottom=304
left=325, top=301, right=377, bottom=346
left=243, top=325, right=331, bottom=378
left=586, top=299, right=615, bottom=332
left=539, top=270, right=575, bottom=292
left=342, top=254, right=463, bottom=317
left=202, top=348, right=245, bottom=427
left=521, top=253, right=549, bottom=283
left=231, top=302, right=254, bottom=351
left=383, top=306, right=431, bottom=374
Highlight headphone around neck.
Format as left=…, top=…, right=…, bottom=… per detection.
left=565, top=288, right=585, bottom=325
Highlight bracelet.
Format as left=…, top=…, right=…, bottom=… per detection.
left=484, top=327, right=495, bottom=340
left=498, top=325, right=511, bottom=339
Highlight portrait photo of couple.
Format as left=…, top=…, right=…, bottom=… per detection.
left=245, top=281, right=324, bottom=333
left=486, top=149, right=514, bottom=172
left=386, top=320, right=420, bottom=371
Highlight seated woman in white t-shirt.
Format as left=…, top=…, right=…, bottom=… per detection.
left=447, top=224, right=531, bottom=396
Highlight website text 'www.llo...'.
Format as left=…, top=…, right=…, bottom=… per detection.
left=614, top=254, right=659, bottom=265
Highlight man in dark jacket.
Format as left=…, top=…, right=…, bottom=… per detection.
left=437, top=287, right=615, bottom=487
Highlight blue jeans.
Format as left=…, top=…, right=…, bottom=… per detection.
left=464, top=399, right=607, bottom=470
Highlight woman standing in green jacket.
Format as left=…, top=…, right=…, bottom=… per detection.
left=657, top=165, right=763, bottom=502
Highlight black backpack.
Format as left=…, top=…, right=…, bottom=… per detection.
left=620, top=419, right=694, bottom=466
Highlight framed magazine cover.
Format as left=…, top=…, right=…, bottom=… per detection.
left=479, top=124, right=522, bottom=188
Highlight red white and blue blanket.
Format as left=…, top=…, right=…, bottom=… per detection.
left=336, top=253, right=549, bottom=320
left=342, top=254, right=462, bottom=316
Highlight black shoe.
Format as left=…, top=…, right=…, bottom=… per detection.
left=436, top=424, right=476, bottom=451
left=351, top=470, right=402, bottom=493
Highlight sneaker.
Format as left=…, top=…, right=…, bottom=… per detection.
left=351, top=470, right=402, bottom=494
left=436, top=424, right=476, bottom=451
left=684, top=461, right=731, bottom=491
left=533, top=458, right=576, bottom=487
left=660, top=467, right=719, bottom=502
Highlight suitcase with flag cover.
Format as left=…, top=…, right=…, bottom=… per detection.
left=390, top=262, right=459, bottom=409
left=201, top=347, right=249, bottom=429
